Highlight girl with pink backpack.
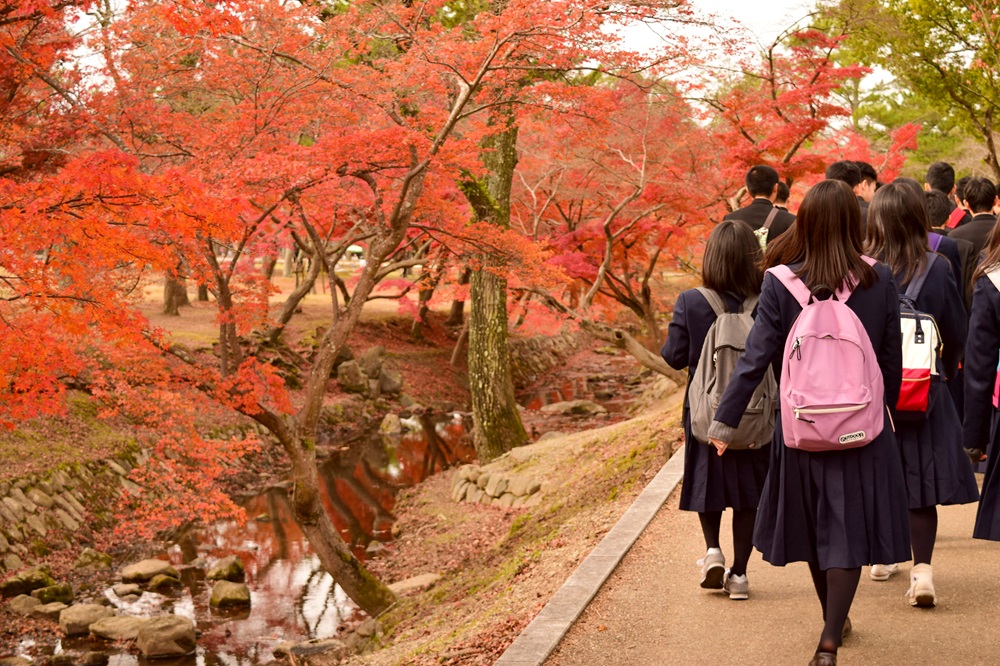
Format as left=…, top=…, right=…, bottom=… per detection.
left=661, top=220, right=772, bottom=601
left=707, top=180, right=911, bottom=666
left=863, top=182, right=977, bottom=606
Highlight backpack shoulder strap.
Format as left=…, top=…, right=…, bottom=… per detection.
left=904, top=254, right=939, bottom=301
left=766, top=265, right=811, bottom=308
left=928, top=233, right=943, bottom=252
left=695, top=287, right=727, bottom=317
left=741, top=294, right=759, bottom=314
left=762, top=207, right=779, bottom=230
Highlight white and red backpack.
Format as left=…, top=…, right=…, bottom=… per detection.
left=896, top=254, right=942, bottom=420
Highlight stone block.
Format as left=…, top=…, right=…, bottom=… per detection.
left=25, top=514, right=47, bottom=537
left=91, top=615, right=150, bottom=641
left=31, top=582, right=73, bottom=604
left=476, top=473, right=491, bottom=490
left=7, top=594, right=41, bottom=616
left=526, top=480, right=542, bottom=495
left=206, top=555, right=246, bottom=583
left=485, top=475, right=508, bottom=498
left=498, top=493, right=516, bottom=509
left=26, top=488, right=54, bottom=509
left=31, top=601, right=67, bottom=621
left=9, top=488, right=36, bottom=513
left=120, top=559, right=180, bottom=583
left=137, top=616, right=196, bottom=657
left=336, top=361, right=367, bottom=394
left=357, top=346, right=386, bottom=378
left=209, top=580, right=251, bottom=609
left=54, top=508, right=79, bottom=532
left=466, top=487, right=483, bottom=504
left=378, top=368, right=403, bottom=395
left=1, top=497, right=23, bottom=521
left=1, top=565, right=54, bottom=597
left=59, top=603, right=115, bottom=636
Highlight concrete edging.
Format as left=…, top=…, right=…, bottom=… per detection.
left=493, top=446, right=686, bottom=666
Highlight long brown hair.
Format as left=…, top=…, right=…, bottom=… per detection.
left=865, top=181, right=929, bottom=285
left=763, top=179, right=876, bottom=292
left=702, top=219, right=763, bottom=299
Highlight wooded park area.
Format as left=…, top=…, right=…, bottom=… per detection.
left=2, top=0, right=1000, bottom=660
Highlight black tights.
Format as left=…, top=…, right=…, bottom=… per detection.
left=698, top=509, right=756, bottom=577
left=909, top=506, right=938, bottom=565
left=808, top=563, right=860, bottom=654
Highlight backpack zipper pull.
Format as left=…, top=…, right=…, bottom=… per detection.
left=789, top=337, right=802, bottom=360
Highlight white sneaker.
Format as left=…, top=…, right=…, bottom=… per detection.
left=870, top=563, right=900, bottom=581
left=698, top=550, right=725, bottom=589
left=723, top=570, right=749, bottom=600
left=906, top=563, right=936, bottom=607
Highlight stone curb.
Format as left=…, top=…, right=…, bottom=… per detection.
left=493, top=446, right=686, bottom=666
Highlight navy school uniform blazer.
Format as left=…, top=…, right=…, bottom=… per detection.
left=723, top=198, right=796, bottom=244
left=963, top=276, right=1000, bottom=450
left=661, top=290, right=748, bottom=373
left=712, top=262, right=903, bottom=430
left=949, top=213, right=997, bottom=260
left=899, top=256, right=967, bottom=381
left=932, top=231, right=975, bottom=310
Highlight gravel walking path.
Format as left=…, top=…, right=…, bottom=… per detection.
left=548, top=476, right=1000, bottom=665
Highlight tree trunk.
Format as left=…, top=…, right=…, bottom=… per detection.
left=464, top=107, right=528, bottom=462
left=197, top=284, right=209, bottom=302
left=445, top=267, right=471, bottom=327
left=286, top=429, right=395, bottom=615
left=162, top=275, right=190, bottom=316
left=469, top=267, right=527, bottom=461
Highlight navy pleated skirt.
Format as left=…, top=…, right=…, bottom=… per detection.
left=679, top=404, right=770, bottom=513
left=974, top=409, right=1000, bottom=541
left=753, top=409, right=912, bottom=570
left=896, top=381, right=979, bottom=509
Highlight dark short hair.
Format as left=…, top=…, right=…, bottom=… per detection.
left=702, top=220, right=763, bottom=300
left=825, top=160, right=862, bottom=188
left=745, top=165, right=780, bottom=198
left=926, top=162, right=956, bottom=194
left=964, top=177, right=997, bottom=213
left=925, top=190, right=952, bottom=227
left=855, top=161, right=878, bottom=184
left=956, top=176, right=972, bottom=201
left=775, top=182, right=790, bottom=204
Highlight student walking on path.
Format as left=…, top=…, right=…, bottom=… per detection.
left=963, top=229, right=1000, bottom=541
left=863, top=182, right=978, bottom=602
left=707, top=181, right=911, bottom=666
left=660, top=220, right=772, bottom=601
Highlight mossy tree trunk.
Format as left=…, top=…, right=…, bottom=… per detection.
left=464, top=107, right=528, bottom=462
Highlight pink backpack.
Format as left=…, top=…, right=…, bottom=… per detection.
left=768, top=259, right=885, bottom=452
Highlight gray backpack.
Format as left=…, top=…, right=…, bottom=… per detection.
left=688, top=288, right=777, bottom=450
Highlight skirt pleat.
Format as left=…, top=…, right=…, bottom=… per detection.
left=753, top=409, right=912, bottom=570
left=974, top=410, right=1000, bottom=540
left=679, top=405, right=770, bottom=513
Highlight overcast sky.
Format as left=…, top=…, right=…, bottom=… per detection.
left=696, top=0, right=817, bottom=44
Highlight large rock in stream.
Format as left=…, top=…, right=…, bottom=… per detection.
left=91, top=615, right=151, bottom=641
left=210, top=580, right=251, bottom=609
left=206, top=555, right=245, bottom=582
left=539, top=399, right=608, bottom=415
left=136, top=616, right=197, bottom=657
left=120, top=559, right=180, bottom=583
left=60, top=604, right=115, bottom=636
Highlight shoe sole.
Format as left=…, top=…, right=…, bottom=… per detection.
left=910, top=592, right=936, bottom=608
left=727, top=591, right=749, bottom=600
left=870, top=571, right=894, bottom=581
left=700, top=564, right=725, bottom=589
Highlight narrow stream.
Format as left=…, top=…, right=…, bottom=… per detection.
left=20, top=362, right=638, bottom=664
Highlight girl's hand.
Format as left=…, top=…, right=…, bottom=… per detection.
left=710, top=438, right=728, bottom=456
